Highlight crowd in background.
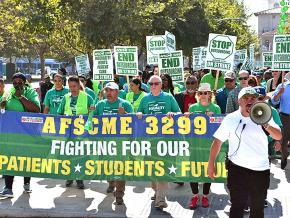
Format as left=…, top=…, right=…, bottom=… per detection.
left=0, top=64, right=289, bottom=211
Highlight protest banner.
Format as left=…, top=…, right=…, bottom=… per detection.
left=165, top=31, right=176, bottom=52
left=158, top=51, right=184, bottom=82
left=0, top=112, right=227, bottom=183
left=192, top=47, right=202, bottom=71
left=234, top=49, right=247, bottom=70
left=272, top=35, right=290, bottom=70
left=249, top=43, right=255, bottom=70
left=114, top=46, right=138, bottom=76
left=93, top=49, right=114, bottom=81
left=200, top=47, right=207, bottom=69
left=146, top=35, right=166, bottom=65
left=205, top=33, right=237, bottom=71
left=75, top=54, right=91, bottom=75
left=262, top=52, right=273, bottom=69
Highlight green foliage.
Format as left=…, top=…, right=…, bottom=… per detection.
left=0, top=0, right=257, bottom=65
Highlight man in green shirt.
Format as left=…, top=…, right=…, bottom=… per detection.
left=200, top=69, right=224, bottom=90
left=0, top=73, right=40, bottom=198
left=137, top=75, right=181, bottom=210
left=94, top=82, right=133, bottom=205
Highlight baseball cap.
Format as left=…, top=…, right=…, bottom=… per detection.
left=105, top=82, right=119, bottom=90
left=224, top=71, right=236, bottom=79
left=252, top=71, right=263, bottom=77
left=198, top=83, right=211, bottom=92
left=238, top=87, right=259, bottom=100
left=25, top=74, right=32, bottom=80
left=253, top=86, right=266, bottom=96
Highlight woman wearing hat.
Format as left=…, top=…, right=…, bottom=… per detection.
left=186, top=83, right=221, bottom=209
left=0, top=73, right=41, bottom=198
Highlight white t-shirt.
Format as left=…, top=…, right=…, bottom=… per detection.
left=214, top=110, right=280, bottom=171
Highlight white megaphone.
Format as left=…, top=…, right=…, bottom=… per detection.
left=250, top=102, right=272, bottom=125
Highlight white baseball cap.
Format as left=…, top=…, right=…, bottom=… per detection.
left=198, top=83, right=211, bottom=92
left=105, top=82, right=119, bottom=90
left=238, top=87, right=259, bottom=100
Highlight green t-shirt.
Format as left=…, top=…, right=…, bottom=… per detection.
left=188, top=102, right=221, bottom=114
left=44, top=87, right=69, bottom=115
left=57, top=93, right=94, bottom=115
left=94, top=97, right=133, bottom=115
left=137, top=91, right=181, bottom=114
left=200, top=73, right=225, bottom=90
left=6, top=86, right=40, bottom=112
left=85, top=87, right=96, bottom=102
left=0, top=94, right=2, bottom=102
left=118, top=90, right=127, bottom=99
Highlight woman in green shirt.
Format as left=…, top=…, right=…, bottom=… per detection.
left=43, top=74, right=69, bottom=115
left=186, top=83, right=221, bottom=209
left=0, top=73, right=40, bottom=198
left=57, top=76, right=95, bottom=189
left=126, top=78, right=146, bottom=112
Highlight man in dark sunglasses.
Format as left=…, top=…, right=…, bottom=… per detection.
left=226, top=70, right=250, bottom=114
left=216, top=71, right=237, bottom=114
left=174, top=75, right=198, bottom=113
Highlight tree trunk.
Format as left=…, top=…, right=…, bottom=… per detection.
left=40, top=52, right=45, bottom=80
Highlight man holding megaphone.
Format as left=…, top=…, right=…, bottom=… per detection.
left=207, top=87, right=282, bottom=218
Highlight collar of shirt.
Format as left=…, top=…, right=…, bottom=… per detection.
left=149, top=91, right=164, bottom=98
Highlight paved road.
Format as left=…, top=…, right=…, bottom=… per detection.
left=0, top=157, right=289, bottom=218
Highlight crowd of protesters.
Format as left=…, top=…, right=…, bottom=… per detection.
left=0, top=65, right=289, bottom=215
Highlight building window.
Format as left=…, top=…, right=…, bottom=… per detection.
left=274, top=3, right=280, bottom=8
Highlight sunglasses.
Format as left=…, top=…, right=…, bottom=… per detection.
left=149, top=82, right=161, bottom=86
left=198, top=92, right=209, bottom=95
left=225, top=79, right=234, bottom=83
left=239, top=77, right=249, bottom=81
left=186, top=81, right=196, bottom=85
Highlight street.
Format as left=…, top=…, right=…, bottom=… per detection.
left=0, top=158, right=289, bottom=218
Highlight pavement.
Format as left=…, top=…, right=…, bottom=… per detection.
left=0, top=157, right=289, bottom=218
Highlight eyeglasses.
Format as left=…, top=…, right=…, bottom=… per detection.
left=198, top=92, right=209, bottom=95
left=239, top=77, right=249, bottom=81
left=225, top=79, right=234, bottom=83
left=149, top=82, right=161, bottom=86
left=186, top=81, right=196, bottom=85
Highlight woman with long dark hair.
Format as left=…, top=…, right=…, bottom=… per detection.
left=161, top=74, right=174, bottom=95
left=126, top=78, right=146, bottom=112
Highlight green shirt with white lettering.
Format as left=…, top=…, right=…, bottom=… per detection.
left=94, top=97, right=133, bottom=115
left=188, top=102, right=221, bottom=114
left=137, top=91, right=181, bottom=114
left=44, top=87, right=69, bottom=115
